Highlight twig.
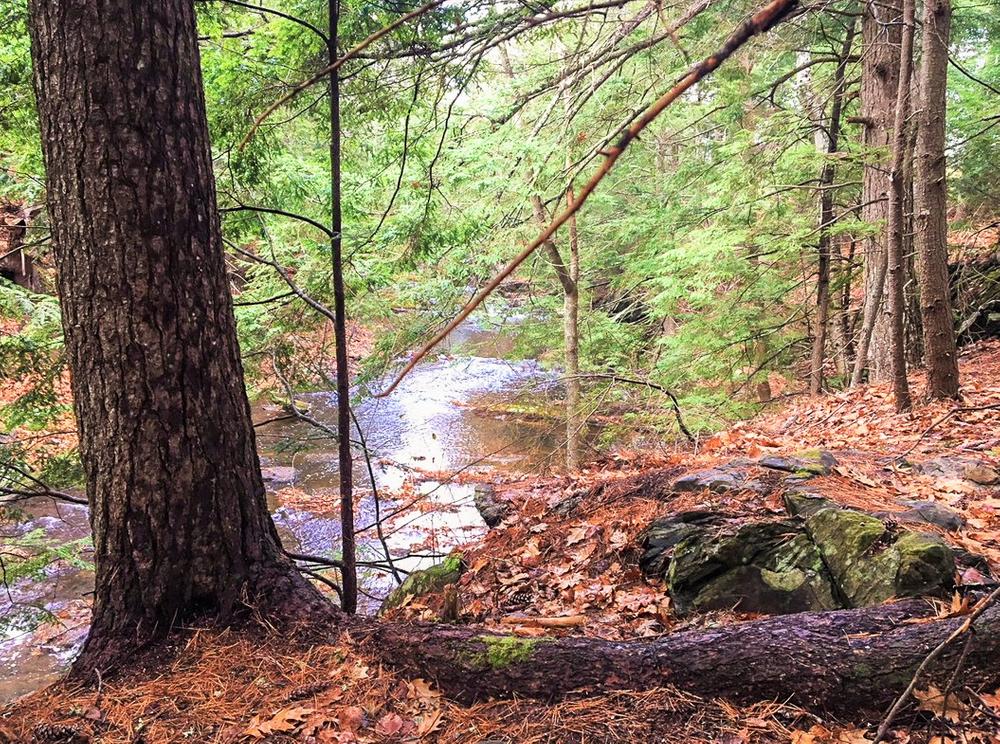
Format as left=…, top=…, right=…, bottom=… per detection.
left=873, top=585, right=1000, bottom=743
left=374, top=0, right=801, bottom=397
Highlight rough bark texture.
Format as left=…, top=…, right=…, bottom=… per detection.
left=855, top=0, right=902, bottom=384
left=914, top=0, right=960, bottom=398
left=367, top=601, right=1000, bottom=716
left=28, top=0, right=329, bottom=670
left=885, top=0, right=915, bottom=411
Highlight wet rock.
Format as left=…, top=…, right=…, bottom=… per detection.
left=474, top=484, right=510, bottom=528
left=759, top=449, right=838, bottom=477
left=380, top=553, right=464, bottom=614
left=892, top=500, right=965, bottom=531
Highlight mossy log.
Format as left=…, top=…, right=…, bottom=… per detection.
left=364, top=600, right=1000, bottom=716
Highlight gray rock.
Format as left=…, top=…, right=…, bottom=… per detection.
left=474, top=484, right=510, bottom=528
left=640, top=503, right=957, bottom=617
left=892, top=500, right=965, bottom=531
left=759, top=449, right=838, bottom=477
left=673, top=469, right=741, bottom=493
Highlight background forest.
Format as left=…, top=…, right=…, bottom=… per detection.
left=2, top=0, right=1000, bottom=740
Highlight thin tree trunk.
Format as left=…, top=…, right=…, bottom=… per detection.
left=914, top=0, right=960, bottom=398
left=809, top=20, right=856, bottom=394
left=564, top=181, right=581, bottom=471
left=328, top=0, right=357, bottom=613
left=854, top=0, right=902, bottom=384
left=28, top=0, right=330, bottom=671
left=886, top=0, right=915, bottom=411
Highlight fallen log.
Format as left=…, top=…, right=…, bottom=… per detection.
left=364, top=600, right=1000, bottom=716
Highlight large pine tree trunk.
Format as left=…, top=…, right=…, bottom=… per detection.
left=914, top=0, right=960, bottom=398
left=28, top=0, right=330, bottom=672
left=854, top=0, right=902, bottom=384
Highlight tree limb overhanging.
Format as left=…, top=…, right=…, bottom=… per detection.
left=376, top=0, right=802, bottom=398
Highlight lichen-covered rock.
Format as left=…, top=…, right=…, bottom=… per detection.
left=379, top=553, right=463, bottom=614
left=639, top=511, right=723, bottom=576
left=759, top=449, right=838, bottom=477
left=669, top=522, right=838, bottom=614
left=641, top=501, right=957, bottom=617
left=805, top=507, right=955, bottom=607
left=783, top=490, right=834, bottom=517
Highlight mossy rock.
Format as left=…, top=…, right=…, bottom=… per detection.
left=379, top=553, right=463, bottom=614
left=669, top=520, right=838, bottom=615
left=806, top=507, right=955, bottom=607
left=895, top=531, right=955, bottom=596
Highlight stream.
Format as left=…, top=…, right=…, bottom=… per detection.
left=0, top=318, right=575, bottom=703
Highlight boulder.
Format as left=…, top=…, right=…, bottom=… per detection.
left=474, top=484, right=510, bottom=528
left=668, top=519, right=837, bottom=614
left=380, top=553, right=464, bottom=614
left=641, top=502, right=956, bottom=616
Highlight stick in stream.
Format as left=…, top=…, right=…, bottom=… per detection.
left=375, top=0, right=801, bottom=398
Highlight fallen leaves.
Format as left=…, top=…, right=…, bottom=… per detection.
left=244, top=705, right=314, bottom=738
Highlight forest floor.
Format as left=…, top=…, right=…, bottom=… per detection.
left=5, top=341, right=1000, bottom=743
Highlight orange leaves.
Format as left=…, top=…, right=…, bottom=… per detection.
left=790, top=725, right=873, bottom=743
left=913, top=685, right=968, bottom=723
left=243, top=705, right=314, bottom=738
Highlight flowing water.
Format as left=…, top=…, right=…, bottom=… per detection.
left=0, top=318, right=573, bottom=702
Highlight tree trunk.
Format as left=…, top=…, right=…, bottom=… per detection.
left=530, top=194, right=580, bottom=471
left=28, top=0, right=330, bottom=672
left=563, top=182, right=581, bottom=472
left=886, top=0, right=915, bottom=411
left=854, top=0, right=902, bottom=385
left=367, top=601, right=1000, bottom=717
left=328, top=0, right=358, bottom=613
left=914, top=0, right=960, bottom=398
left=809, top=20, right=855, bottom=394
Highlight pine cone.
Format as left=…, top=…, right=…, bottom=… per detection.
left=32, top=723, right=88, bottom=744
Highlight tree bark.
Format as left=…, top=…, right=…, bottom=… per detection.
left=886, top=0, right=915, bottom=411
left=328, top=0, right=358, bottom=613
left=28, top=0, right=330, bottom=671
left=367, top=601, right=1000, bottom=716
left=854, top=0, right=902, bottom=385
left=809, top=20, right=855, bottom=394
left=914, top=0, right=960, bottom=398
